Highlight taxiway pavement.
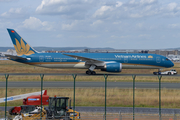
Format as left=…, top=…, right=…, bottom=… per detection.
left=0, top=81, right=179, bottom=89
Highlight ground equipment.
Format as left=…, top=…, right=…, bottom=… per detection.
left=21, top=107, right=46, bottom=120
left=13, top=106, right=46, bottom=120
left=9, top=105, right=36, bottom=115
left=9, top=90, right=49, bottom=115
left=11, top=96, right=80, bottom=120
left=153, top=69, right=177, bottom=75
left=46, top=96, right=80, bottom=120
left=23, top=90, right=49, bottom=105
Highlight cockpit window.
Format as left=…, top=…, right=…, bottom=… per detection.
left=166, top=58, right=169, bottom=61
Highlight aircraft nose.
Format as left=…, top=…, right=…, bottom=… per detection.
left=170, top=61, right=174, bottom=67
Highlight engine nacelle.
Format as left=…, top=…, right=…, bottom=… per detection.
left=101, top=63, right=122, bottom=72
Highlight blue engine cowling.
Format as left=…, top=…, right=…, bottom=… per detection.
left=101, top=63, right=122, bottom=72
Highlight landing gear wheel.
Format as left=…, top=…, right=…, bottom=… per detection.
left=86, top=70, right=96, bottom=75
left=86, top=70, right=92, bottom=75
left=91, top=71, right=96, bottom=75
left=168, top=72, right=171, bottom=75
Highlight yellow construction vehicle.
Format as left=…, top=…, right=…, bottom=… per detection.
left=46, top=96, right=80, bottom=120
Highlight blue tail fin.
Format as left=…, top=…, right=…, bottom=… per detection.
left=7, top=28, right=37, bottom=56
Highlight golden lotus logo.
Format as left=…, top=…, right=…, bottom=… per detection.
left=148, top=55, right=153, bottom=58
left=14, top=38, right=35, bottom=56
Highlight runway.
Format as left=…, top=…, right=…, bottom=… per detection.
left=0, top=73, right=180, bottom=76
left=0, top=81, right=180, bottom=89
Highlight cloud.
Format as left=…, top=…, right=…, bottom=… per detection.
left=87, top=35, right=97, bottom=38
left=109, top=35, right=131, bottom=40
left=22, top=17, right=53, bottom=31
left=138, top=34, right=150, bottom=37
left=76, top=35, right=98, bottom=39
left=1, top=8, right=28, bottom=18
left=136, top=23, right=144, bottom=28
left=116, top=1, right=123, bottom=7
left=140, top=0, right=157, bottom=5
left=93, top=6, right=113, bottom=18
left=91, top=20, right=103, bottom=26
left=35, top=0, right=180, bottom=21
left=129, top=0, right=135, bottom=4
left=36, top=0, right=97, bottom=19
left=34, top=0, right=180, bottom=35
left=130, top=14, right=143, bottom=18
left=91, top=0, right=160, bottom=20
left=168, top=24, right=180, bottom=29
left=120, top=35, right=131, bottom=38
left=56, top=34, right=63, bottom=38
left=113, top=21, right=121, bottom=24
left=36, top=0, right=68, bottom=14
left=111, top=35, right=118, bottom=38
left=62, top=20, right=78, bottom=30
left=168, top=3, right=177, bottom=11
left=160, top=2, right=180, bottom=17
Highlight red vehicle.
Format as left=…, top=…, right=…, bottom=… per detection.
left=9, top=105, right=36, bottom=115
left=9, top=90, right=49, bottom=115
left=23, top=90, right=49, bottom=105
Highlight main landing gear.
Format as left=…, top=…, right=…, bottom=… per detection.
left=86, top=65, right=96, bottom=75
left=86, top=70, right=96, bottom=75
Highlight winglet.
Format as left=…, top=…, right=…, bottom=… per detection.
left=7, top=28, right=37, bottom=56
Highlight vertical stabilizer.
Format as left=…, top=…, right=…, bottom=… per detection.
left=7, top=28, right=37, bottom=56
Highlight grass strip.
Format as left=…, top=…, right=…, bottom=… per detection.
left=0, top=88, right=180, bottom=108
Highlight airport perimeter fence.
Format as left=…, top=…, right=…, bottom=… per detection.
left=1, top=74, right=180, bottom=120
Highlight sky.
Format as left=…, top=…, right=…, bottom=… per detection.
left=1, top=0, right=180, bottom=49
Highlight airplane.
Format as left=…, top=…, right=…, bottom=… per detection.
left=6, top=28, right=174, bottom=75
left=172, top=58, right=180, bottom=61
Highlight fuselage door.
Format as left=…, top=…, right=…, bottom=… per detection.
left=156, top=57, right=161, bottom=63
left=39, top=56, right=44, bottom=62
left=124, top=57, right=128, bottom=63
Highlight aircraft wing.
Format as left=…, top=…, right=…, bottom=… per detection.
left=63, top=54, right=103, bottom=63
left=5, top=54, right=27, bottom=61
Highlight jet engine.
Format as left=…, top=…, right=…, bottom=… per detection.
left=101, top=63, right=122, bottom=72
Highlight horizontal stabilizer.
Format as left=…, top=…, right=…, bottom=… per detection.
left=5, top=54, right=27, bottom=61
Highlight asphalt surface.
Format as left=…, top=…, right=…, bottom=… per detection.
left=0, top=106, right=180, bottom=114
left=0, top=73, right=179, bottom=89
left=0, top=81, right=179, bottom=89
left=0, top=73, right=180, bottom=76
